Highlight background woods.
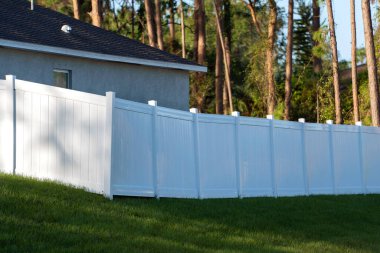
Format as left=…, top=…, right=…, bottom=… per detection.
left=36, top=0, right=380, bottom=126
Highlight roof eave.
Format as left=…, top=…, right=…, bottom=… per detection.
left=0, top=39, right=208, bottom=73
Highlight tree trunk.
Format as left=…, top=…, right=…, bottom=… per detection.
left=326, top=0, right=342, bottom=124
left=266, top=0, right=277, bottom=115
left=91, top=0, right=101, bottom=27
left=180, top=0, right=186, bottom=58
left=145, top=0, right=158, bottom=48
left=312, top=0, right=322, bottom=73
left=244, top=0, right=262, bottom=35
left=215, top=0, right=224, bottom=114
left=362, top=0, right=380, bottom=126
left=197, top=0, right=206, bottom=65
left=214, top=0, right=233, bottom=113
left=72, top=0, right=80, bottom=20
left=131, top=0, right=135, bottom=39
left=169, top=0, right=176, bottom=52
left=155, top=0, right=164, bottom=50
left=284, top=0, right=293, bottom=121
left=193, top=0, right=199, bottom=62
left=351, top=0, right=360, bottom=123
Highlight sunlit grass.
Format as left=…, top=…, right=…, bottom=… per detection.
left=1, top=173, right=380, bottom=253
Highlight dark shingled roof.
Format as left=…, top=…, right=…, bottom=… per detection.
left=0, top=0, right=203, bottom=70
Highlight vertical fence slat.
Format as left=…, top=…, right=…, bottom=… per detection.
left=190, top=108, right=201, bottom=199
left=149, top=100, right=159, bottom=199
left=327, top=120, right=336, bottom=195
left=299, top=118, right=309, bottom=195
left=104, top=92, right=115, bottom=199
left=267, top=115, right=277, bottom=197
left=5, top=75, right=16, bottom=174
left=232, top=111, right=242, bottom=198
left=356, top=122, right=366, bottom=194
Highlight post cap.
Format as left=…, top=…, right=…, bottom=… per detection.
left=326, top=120, right=333, bottom=125
left=355, top=121, right=362, bottom=126
left=232, top=111, right=240, bottom=117
left=266, top=115, right=274, bottom=120
left=298, top=118, right=305, bottom=123
left=148, top=100, right=158, bottom=106
left=190, top=108, right=198, bottom=114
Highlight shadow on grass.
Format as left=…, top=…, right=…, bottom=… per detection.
left=1, top=173, right=380, bottom=253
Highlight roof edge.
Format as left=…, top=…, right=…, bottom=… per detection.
left=0, top=39, right=208, bottom=72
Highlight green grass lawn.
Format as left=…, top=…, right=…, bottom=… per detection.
left=1, top=173, right=380, bottom=253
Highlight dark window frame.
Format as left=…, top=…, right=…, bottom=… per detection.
left=53, top=69, right=72, bottom=89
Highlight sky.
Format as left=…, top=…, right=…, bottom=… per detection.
left=277, top=0, right=379, bottom=62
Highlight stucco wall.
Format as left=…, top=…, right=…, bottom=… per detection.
left=0, top=47, right=189, bottom=110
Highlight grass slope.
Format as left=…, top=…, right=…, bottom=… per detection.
left=1, top=173, right=380, bottom=253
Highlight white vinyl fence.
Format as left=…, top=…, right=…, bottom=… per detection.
left=1, top=75, right=380, bottom=199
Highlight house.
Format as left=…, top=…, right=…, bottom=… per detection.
left=0, top=0, right=206, bottom=110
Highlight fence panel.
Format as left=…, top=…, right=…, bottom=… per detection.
left=305, top=124, right=334, bottom=194
left=198, top=114, right=237, bottom=198
left=332, top=125, right=362, bottom=194
left=156, top=107, right=197, bottom=198
left=274, top=121, right=306, bottom=196
left=239, top=117, right=273, bottom=197
left=14, top=79, right=106, bottom=194
left=112, top=99, right=155, bottom=197
left=361, top=127, right=380, bottom=193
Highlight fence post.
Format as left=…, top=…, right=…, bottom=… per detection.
left=190, top=108, right=201, bottom=199
left=299, top=118, right=309, bottom=196
left=149, top=100, right=159, bottom=199
left=3, top=75, right=16, bottom=175
left=356, top=121, right=366, bottom=194
left=104, top=91, right=115, bottom=199
left=232, top=111, right=242, bottom=198
left=267, top=115, right=277, bottom=197
left=326, top=120, right=336, bottom=195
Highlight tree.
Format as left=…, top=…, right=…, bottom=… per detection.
left=155, top=0, right=164, bottom=50
left=266, top=0, right=277, bottom=115
left=362, top=0, right=380, bottom=126
left=223, top=0, right=232, bottom=114
left=91, top=0, right=102, bottom=27
left=215, top=0, right=224, bottom=114
left=179, top=0, right=186, bottom=58
left=312, top=0, right=322, bottom=73
left=197, top=0, right=206, bottom=65
left=214, top=0, right=233, bottom=113
left=284, top=0, right=293, bottom=120
left=145, top=0, right=158, bottom=47
left=169, top=0, right=176, bottom=52
left=351, top=0, right=360, bottom=123
left=72, top=0, right=80, bottom=20
left=326, top=0, right=342, bottom=124
left=192, top=0, right=206, bottom=111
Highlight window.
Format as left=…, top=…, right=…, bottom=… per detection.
left=53, top=69, right=71, bottom=89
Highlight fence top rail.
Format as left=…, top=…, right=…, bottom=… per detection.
left=198, top=113, right=235, bottom=125
left=157, top=107, right=193, bottom=121
left=15, top=79, right=106, bottom=106
left=115, top=98, right=153, bottom=114
left=361, top=126, right=380, bottom=134
left=239, top=116, right=270, bottom=127
left=332, top=124, right=360, bottom=133
left=304, top=123, right=330, bottom=131
left=274, top=120, right=302, bottom=130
